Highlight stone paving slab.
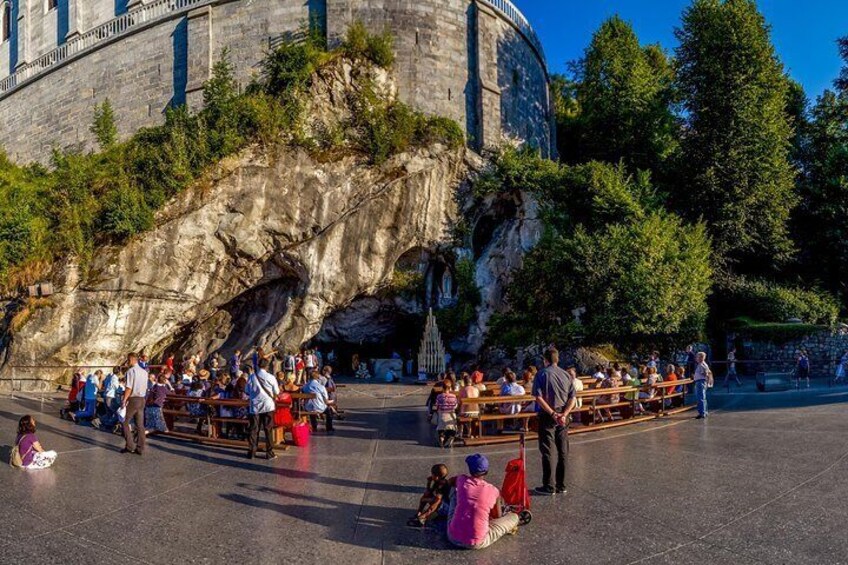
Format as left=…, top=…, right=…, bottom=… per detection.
left=2, top=383, right=848, bottom=564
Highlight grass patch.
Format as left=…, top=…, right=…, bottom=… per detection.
left=9, top=297, right=55, bottom=334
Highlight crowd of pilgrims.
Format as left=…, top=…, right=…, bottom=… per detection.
left=59, top=347, right=339, bottom=437
left=425, top=352, right=688, bottom=447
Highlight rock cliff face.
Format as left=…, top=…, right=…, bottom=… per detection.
left=1, top=144, right=463, bottom=390
left=461, top=189, right=541, bottom=354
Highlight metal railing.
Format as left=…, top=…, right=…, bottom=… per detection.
left=0, top=0, right=212, bottom=96
left=480, top=0, right=546, bottom=63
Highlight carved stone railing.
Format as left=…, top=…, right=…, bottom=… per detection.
left=0, top=0, right=212, bottom=96
left=479, top=0, right=546, bottom=63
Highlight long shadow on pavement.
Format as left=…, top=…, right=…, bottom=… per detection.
left=221, top=484, right=452, bottom=552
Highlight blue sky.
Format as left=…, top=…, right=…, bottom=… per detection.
left=517, top=0, right=848, bottom=100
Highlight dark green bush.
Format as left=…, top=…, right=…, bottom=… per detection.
left=259, top=35, right=326, bottom=98
left=101, top=180, right=155, bottom=239
left=416, top=116, right=465, bottom=150
left=474, top=145, right=562, bottom=198
left=719, top=276, right=839, bottom=325
left=203, top=52, right=245, bottom=158
left=727, top=317, right=827, bottom=343
left=484, top=148, right=713, bottom=349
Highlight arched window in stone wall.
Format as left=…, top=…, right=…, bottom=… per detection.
left=1, top=2, right=9, bottom=43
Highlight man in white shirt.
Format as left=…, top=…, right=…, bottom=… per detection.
left=121, top=352, right=149, bottom=455
left=693, top=352, right=713, bottom=419
left=246, top=358, right=280, bottom=460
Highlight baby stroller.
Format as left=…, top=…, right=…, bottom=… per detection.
left=501, top=432, right=532, bottom=525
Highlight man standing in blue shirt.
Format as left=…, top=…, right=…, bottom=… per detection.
left=532, top=347, right=576, bottom=496
left=246, top=358, right=280, bottom=460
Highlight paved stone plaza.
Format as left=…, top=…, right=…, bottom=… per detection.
left=1, top=382, right=847, bottom=564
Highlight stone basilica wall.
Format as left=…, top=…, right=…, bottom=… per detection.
left=0, top=0, right=553, bottom=164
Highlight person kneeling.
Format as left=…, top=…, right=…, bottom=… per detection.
left=447, top=454, right=519, bottom=550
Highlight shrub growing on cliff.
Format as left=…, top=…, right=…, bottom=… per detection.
left=259, top=33, right=327, bottom=99
left=91, top=99, right=118, bottom=150
left=0, top=154, right=50, bottom=288
left=349, top=79, right=464, bottom=165
left=342, top=21, right=395, bottom=68
left=473, top=145, right=562, bottom=198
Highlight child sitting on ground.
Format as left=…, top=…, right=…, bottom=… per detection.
left=407, top=463, right=451, bottom=527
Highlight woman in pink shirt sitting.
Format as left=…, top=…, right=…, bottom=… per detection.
left=447, top=453, right=520, bottom=549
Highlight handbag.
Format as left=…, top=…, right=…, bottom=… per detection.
left=10, top=437, right=34, bottom=468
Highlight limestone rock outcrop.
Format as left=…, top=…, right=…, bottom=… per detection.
left=1, top=144, right=463, bottom=390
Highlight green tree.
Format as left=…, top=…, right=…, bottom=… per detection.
left=90, top=99, right=118, bottom=150
left=563, top=16, right=678, bottom=173
left=487, top=150, right=712, bottom=348
left=202, top=50, right=243, bottom=157
left=784, top=77, right=810, bottom=168
left=549, top=74, right=581, bottom=163
left=793, top=37, right=848, bottom=298
left=674, top=0, right=797, bottom=272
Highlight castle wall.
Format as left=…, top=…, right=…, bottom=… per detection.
left=0, top=0, right=553, bottom=164
left=0, top=15, right=187, bottom=161
left=29, top=0, right=59, bottom=58
left=326, top=0, right=473, bottom=141
left=82, top=0, right=122, bottom=31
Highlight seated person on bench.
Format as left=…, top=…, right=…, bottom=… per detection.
left=303, top=370, right=335, bottom=434
left=459, top=373, right=480, bottom=438
left=568, top=367, right=583, bottom=411
left=499, top=370, right=525, bottom=415
left=447, top=454, right=519, bottom=550
left=639, top=366, right=661, bottom=408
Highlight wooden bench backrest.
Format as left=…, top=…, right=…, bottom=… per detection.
left=460, top=394, right=536, bottom=406
left=165, top=393, right=315, bottom=408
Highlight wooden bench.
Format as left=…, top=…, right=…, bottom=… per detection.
left=453, top=379, right=695, bottom=445
left=159, top=391, right=320, bottom=450
left=457, top=395, right=537, bottom=446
